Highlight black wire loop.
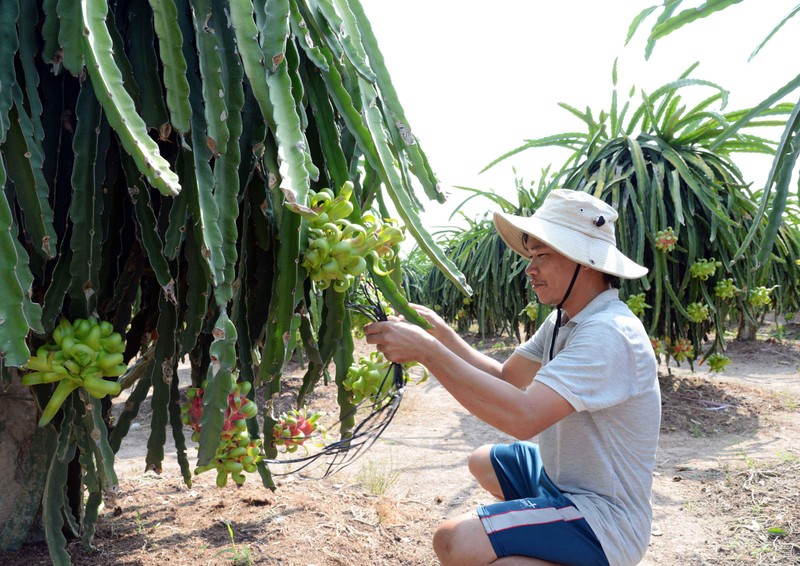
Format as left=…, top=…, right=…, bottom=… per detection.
left=263, top=281, right=405, bottom=478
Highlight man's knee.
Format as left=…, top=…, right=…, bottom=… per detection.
left=432, top=519, right=456, bottom=562
left=433, top=514, right=494, bottom=566
left=469, top=444, right=504, bottom=499
left=468, top=444, right=494, bottom=479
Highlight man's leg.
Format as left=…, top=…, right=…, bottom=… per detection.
left=433, top=512, right=496, bottom=565
left=468, top=444, right=504, bottom=499
left=433, top=512, right=562, bottom=566
left=460, top=442, right=609, bottom=566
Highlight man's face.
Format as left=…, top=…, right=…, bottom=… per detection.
left=522, top=236, right=578, bottom=306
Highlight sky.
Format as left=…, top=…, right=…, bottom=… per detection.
left=358, top=0, right=799, bottom=232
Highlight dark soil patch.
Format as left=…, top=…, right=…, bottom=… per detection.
left=659, top=373, right=766, bottom=436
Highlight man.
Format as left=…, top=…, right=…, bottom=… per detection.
left=364, top=189, right=660, bottom=566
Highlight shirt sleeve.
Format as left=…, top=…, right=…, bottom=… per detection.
left=513, top=311, right=555, bottom=363
left=533, top=317, right=638, bottom=412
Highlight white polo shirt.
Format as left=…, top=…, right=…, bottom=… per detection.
left=515, top=289, right=661, bottom=566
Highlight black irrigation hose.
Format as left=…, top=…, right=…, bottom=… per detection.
left=263, top=282, right=405, bottom=478
left=265, top=385, right=403, bottom=477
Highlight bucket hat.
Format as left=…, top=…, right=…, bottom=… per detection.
left=493, top=189, right=648, bottom=279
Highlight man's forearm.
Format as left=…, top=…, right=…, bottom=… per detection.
left=417, top=344, right=535, bottom=438
left=421, top=341, right=572, bottom=439
left=431, top=324, right=504, bottom=378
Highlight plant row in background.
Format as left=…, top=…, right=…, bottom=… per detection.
left=0, top=1, right=469, bottom=563
left=404, top=67, right=800, bottom=371
left=403, top=180, right=547, bottom=342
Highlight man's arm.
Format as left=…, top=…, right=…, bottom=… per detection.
left=502, top=352, right=542, bottom=389
left=407, top=303, right=504, bottom=377
left=364, top=319, right=574, bottom=439
left=407, top=304, right=539, bottom=388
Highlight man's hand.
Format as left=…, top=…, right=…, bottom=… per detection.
left=363, top=319, right=437, bottom=365
left=407, top=303, right=450, bottom=339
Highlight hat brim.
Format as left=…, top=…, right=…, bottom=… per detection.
left=493, top=212, right=648, bottom=280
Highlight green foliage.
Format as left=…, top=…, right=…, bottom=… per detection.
left=629, top=1, right=800, bottom=271
left=484, top=65, right=800, bottom=365
left=0, top=0, right=460, bottom=560
left=216, top=520, right=253, bottom=566
left=400, top=244, right=433, bottom=305
left=414, top=65, right=800, bottom=366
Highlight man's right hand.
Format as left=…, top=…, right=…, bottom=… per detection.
left=408, top=303, right=450, bottom=341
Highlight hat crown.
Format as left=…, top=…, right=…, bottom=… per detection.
left=492, top=189, right=649, bottom=279
left=536, top=189, right=617, bottom=244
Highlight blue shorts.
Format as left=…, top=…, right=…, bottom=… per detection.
left=476, top=442, right=609, bottom=566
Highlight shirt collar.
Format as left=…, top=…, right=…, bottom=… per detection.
left=566, top=288, right=620, bottom=326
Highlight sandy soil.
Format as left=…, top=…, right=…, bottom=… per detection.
left=1, top=330, right=798, bottom=566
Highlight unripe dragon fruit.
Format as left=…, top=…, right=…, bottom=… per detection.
left=180, top=387, right=205, bottom=442
left=655, top=227, right=678, bottom=252
left=273, top=407, right=326, bottom=453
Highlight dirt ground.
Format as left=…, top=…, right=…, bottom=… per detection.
left=2, top=325, right=799, bottom=566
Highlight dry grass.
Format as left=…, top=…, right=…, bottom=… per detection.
left=709, top=455, right=800, bottom=564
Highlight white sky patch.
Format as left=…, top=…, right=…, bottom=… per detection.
left=359, top=1, right=798, bottom=235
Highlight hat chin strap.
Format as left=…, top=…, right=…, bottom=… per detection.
left=548, top=264, right=581, bottom=361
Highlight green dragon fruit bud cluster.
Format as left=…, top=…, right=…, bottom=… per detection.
left=748, top=286, right=773, bottom=308
left=705, top=352, right=731, bottom=373
left=520, top=301, right=539, bottom=321
left=182, top=380, right=264, bottom=487
left=714, top=278, right=738, bottom=299
left=655, top=227, right=678, bottom=252
left=686, top=302, right=710, bottom=323
left=272, top=407, right=326, bottom=453
left=669, top=337, right=695, bottom=363
left=690, top=258, right=722, bottom=280
left=343, top=351, right=397, bottom=403
left=299, top=181, right=405, bottom=293
left=23, top=317, right=126, bottom=427
left=626, top=293, right=649, bottom=317
left=650, top=337, right=667, bottom=359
